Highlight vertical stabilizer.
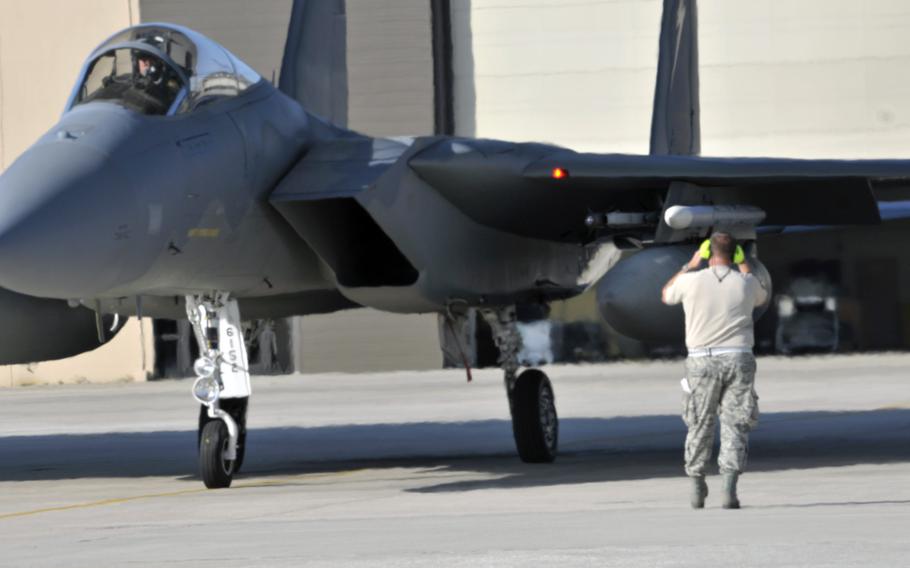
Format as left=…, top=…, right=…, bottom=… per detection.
left=649, top=0, right=700, bottom=156
left=279, top=0, right=349, bottom=127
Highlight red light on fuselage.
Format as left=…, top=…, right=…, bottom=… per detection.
left=552, top=167, right=569, bottom=180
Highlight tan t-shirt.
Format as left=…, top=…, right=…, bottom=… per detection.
left=663, top=266, right=768, bottom=349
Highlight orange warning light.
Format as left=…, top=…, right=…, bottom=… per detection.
left=551, top=167, right=569, bottom=180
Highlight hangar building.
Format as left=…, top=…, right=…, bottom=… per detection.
left=1, top=0, right=909, bottom=384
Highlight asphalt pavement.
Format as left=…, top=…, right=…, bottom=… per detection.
left=1, top=354, right=909, bottom=566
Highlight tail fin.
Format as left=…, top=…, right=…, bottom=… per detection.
left=649, top=0, right=700, bottom=156
left=279, top=0, right=349, bottom=127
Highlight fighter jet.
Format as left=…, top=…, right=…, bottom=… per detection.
left=1, top=1, right=909, bottom=488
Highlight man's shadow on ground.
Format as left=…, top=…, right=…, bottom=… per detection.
left=2, top=409, right=908, bottom=491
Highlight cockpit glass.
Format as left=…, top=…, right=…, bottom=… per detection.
left=76, top=48, right=184, bottom=116
left=69, top=24, right=262, bottom=116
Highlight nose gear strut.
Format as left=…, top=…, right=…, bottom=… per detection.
left=186, top=292, right=251, bottom=488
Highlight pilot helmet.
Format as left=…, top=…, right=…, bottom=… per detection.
left=136, top=31, right=167, bottom=52
left=131, top=51, right=162, bottom=85
left=132, top=33, right=168, bottom=84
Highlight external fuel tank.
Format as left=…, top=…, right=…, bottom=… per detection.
left=597, top=245, right=772, bottom=343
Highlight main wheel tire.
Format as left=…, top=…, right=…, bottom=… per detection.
left=509, top=369, right=558, bottom=463
left=199, top=420, right=235, bottom=488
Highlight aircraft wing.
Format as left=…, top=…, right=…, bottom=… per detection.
left=408, top=137, right=910, bottom=243
left=761, top=200, right=910, bottom=235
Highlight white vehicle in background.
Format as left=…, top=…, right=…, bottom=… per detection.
left=775, top=277, right=839, bottom=354
left=517, top=320, right=555, bottom=367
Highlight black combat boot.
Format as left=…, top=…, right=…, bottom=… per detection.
left=690, top=476, right=708, bottom=509
left=722, top=472, right=740, bottom=509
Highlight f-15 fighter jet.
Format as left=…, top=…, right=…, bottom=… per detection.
left=1, top=1, right=909, bottom=488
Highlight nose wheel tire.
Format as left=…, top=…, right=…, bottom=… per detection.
left=509, top=369, right=558, bottom=463
left=198, top=398, right=247, bottom=473
left=199, top=420, right=235, bottom=488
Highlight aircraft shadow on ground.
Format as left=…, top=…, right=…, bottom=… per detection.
left=1, top=409, right=908, bottom=488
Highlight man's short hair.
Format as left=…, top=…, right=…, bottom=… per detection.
left=710, top=232, right=736, bottom=261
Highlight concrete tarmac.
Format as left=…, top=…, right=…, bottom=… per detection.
left=1, top=354, right=909, bottom=566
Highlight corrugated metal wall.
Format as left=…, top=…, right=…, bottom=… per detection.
left=138, top=0, right=294, bottom=82
left=346, top=0, right=435, bottom=136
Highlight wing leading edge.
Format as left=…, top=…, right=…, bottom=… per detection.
left=409, top=138, right=907, bottom=242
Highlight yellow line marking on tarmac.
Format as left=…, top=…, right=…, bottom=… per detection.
left=0, top=469, right=363, bottom=521
left=0, top=488, right=206, bottom=520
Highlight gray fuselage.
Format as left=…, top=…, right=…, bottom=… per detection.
left=0, top=76, right=619, bottom=320
left=0, top=81, right=347, bottom=317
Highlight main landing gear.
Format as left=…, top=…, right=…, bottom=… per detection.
left=186, top=293, right=251, bottom=488
left=481, top=307, right=559, bottom=462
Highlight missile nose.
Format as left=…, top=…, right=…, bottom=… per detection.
left=0, top=140, right=124, bottom=298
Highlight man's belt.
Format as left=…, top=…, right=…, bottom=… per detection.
left=687, top=346, right=752, bottom=358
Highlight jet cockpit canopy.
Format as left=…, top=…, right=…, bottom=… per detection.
left=68, top=23, right=261, bottom=116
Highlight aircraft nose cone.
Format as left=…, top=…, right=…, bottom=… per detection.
left=0, top=140, right=127, bottom=298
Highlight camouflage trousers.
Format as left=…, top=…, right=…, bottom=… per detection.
left=682, top=352, right=759, bottom=477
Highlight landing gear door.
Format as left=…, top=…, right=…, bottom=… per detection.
left=215, top=299, right=251, bottom=399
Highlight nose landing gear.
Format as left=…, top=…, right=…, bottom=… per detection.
left=481, top=307, right=559, bottom=463
left=186, top=293, right=251, bottom=488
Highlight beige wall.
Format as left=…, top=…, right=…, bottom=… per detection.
left=452, top=0, right=662, bottom=151
left=0, top=0, right=146, bottom=386
left=455, top=0, right=910, bottom=158
left=2, top=319, right=155, bottom=387
left=0, top=0, right=139, bottom=169
left=699, top=0, right=910, bottom=158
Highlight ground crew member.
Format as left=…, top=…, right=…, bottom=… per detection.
left=661, top=232, right=768, bottom=509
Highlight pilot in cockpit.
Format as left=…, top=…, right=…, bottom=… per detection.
left=135, top=52, right=157, bottom=80
left=126, top=48, right=181, bottom=115
left=73, top=24, right=260, bottom=117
